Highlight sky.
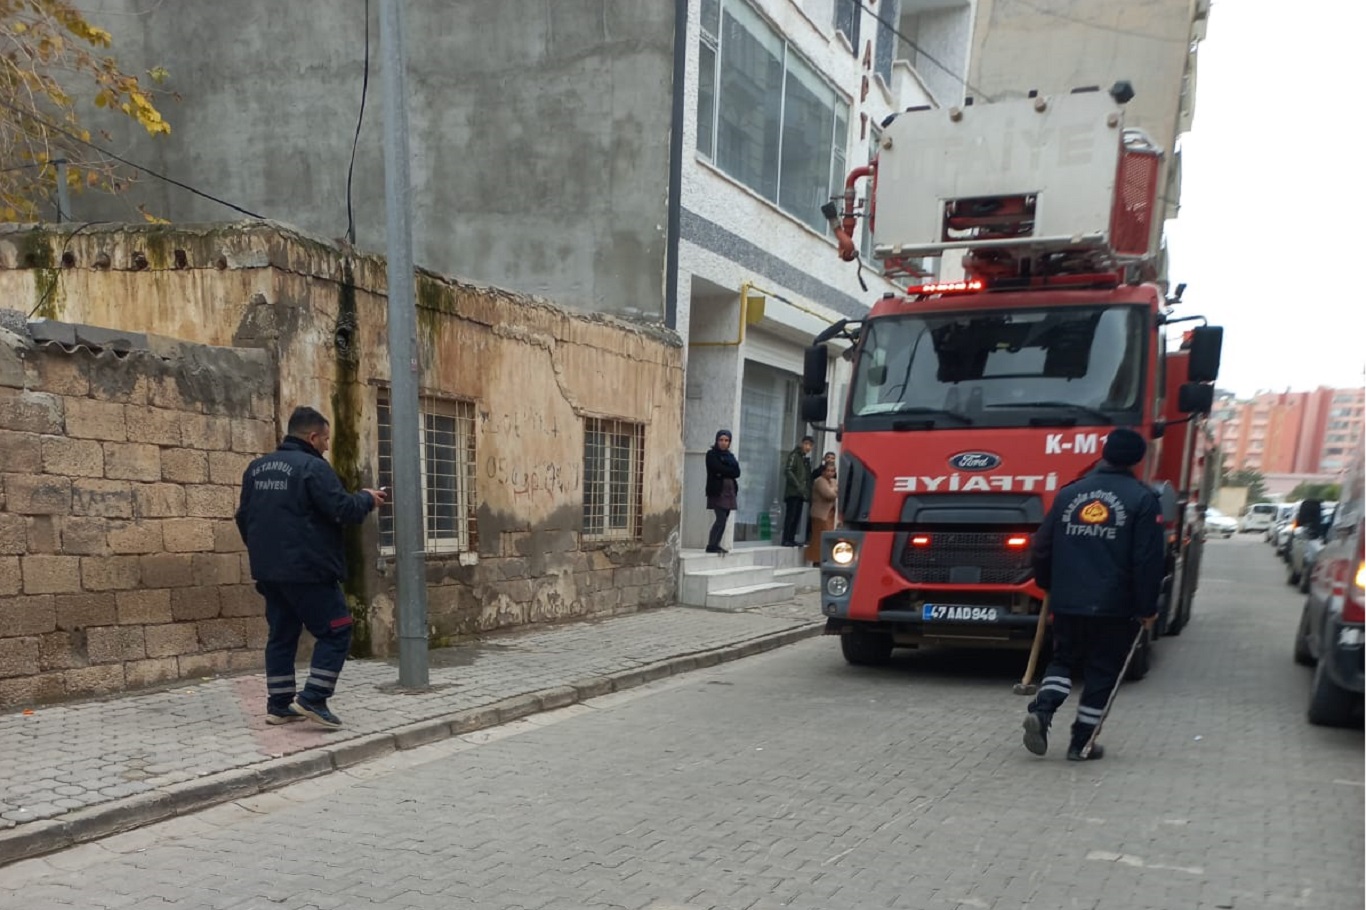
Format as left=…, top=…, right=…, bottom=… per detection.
left=1163, top=0, right=1365, bottom=400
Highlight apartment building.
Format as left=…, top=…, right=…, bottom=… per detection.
left=1215, top=386, right=1365, bottom=478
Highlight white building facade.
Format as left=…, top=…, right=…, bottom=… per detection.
left=675, top=0, right=975, bottom=549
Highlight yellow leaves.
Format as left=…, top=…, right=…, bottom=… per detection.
left=137, top=203, right=168, bottom=224
left=2, top=0, right=173, bottom=213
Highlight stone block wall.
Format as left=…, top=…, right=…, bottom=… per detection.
left=0, top=321, right=276, bottom=707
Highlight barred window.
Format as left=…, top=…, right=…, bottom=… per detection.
left=583, top=418, right=644, bottom=541
left=376, top=390, right=478, bottom=553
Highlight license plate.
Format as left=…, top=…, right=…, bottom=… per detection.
left=922, top=604, right=1001, bottom=622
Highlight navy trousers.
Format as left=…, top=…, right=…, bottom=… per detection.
left=258, top=581, right=353, bottom=710
left=1029, top=613, right=1137, bottom=749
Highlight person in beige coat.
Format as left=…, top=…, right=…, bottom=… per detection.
left=806, top=462, right=838, bottom=566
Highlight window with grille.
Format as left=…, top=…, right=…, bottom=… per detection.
left=376, top=390, right=478, bottom=553
left=583, top=418, right=645, bottom=541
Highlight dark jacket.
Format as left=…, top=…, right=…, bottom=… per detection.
left=235, top=436, right=376, bottom=584
left=1032, top=463, right=1165, bottom=619
left=784, top=447, right=812, bottom=500
left=705, top=447, right=741, bottom=506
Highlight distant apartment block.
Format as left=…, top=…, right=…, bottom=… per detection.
left=1214, top=386, right=1365, bottom=478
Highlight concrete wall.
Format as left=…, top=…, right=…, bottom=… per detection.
left=0, top=221, right=684, bottom=703
left=0, top=325, right=277, bottom=708
left=75, top=0, right=677, bottom=320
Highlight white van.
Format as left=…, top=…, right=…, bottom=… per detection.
left=1239, top=502, right=1279, bottom=533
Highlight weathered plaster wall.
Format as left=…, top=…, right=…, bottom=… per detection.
left=0, top=222, right=684, bottom=698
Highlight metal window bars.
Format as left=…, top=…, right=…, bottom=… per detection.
left=583, top=418, right=645, bottom=541
left=376, top=390, right=478, bottom=553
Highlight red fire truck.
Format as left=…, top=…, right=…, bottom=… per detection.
left=803, top=84, right=1222, bottom=678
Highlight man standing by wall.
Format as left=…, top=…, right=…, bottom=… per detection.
left=236, top=407, right=389, bottom=729
left=1021, top=428, right=1164, bottom=761
left=781, top=436, right=814, bottom=547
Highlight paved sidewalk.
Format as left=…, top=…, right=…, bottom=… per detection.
left=0, top=597, right=821, bottom=866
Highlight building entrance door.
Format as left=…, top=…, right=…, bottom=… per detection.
left=736, top=360, right=800, bottom=542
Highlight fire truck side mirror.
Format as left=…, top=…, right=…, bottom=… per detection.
left=802, top=345, right=828, bottom=395
left=1185, top=326, right=1223, bottom=383
left=801, top=394, right=829, bottom=424
left=1177, top=382, right=1214, bottom=415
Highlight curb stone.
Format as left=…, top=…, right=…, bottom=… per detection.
left=0, top=620, right=822, bottom=868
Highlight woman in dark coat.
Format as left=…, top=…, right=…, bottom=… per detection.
left=705, top=429, right=741, bottom=554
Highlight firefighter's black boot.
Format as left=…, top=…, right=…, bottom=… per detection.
left=1067, top=724, right=1104, bottom=761
left=1022, top=710, right=1051, bottom=756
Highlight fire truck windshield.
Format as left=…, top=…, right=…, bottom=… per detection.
left=846, top=304, right=1147, bottom=430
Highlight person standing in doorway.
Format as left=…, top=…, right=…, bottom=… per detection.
left=781, top=436, right=814, bottom=547
left=1021, top=427, right=1164, bottom=761
left=236, top=406, right=388, bottom=729
left=806, top=461, right=838, bottom=567
left=705, top=429, right=741, bottom=554
left=811, top=451, right=837, bottom=484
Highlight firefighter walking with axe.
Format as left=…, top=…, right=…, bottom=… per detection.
left=1017, top=428, right=1165, bottom=761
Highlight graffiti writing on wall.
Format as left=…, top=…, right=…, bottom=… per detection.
left=485, top=456, right=581, bottom=499
left=479, top=408, right=562, bottom=439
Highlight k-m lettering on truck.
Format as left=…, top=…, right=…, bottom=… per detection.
left=803, top=83, right=1223, bottom=681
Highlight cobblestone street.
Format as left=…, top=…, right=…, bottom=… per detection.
left=0, top=538, right=1360, bottom=909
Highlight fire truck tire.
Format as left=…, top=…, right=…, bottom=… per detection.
left=1167, top=572, right=1196, bottom=636
left=841, top=628, right=894, bottom=666
left=1123, top=627, right=1151, bottom=682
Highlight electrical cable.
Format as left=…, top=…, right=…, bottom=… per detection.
left=1013, top=0, right=1188, bottom=44
left=27, top=221, right=112, bottom=319
left=851, top=0, right=993, bottom=102
left=0, top=96, right=264, bottom=219
left=344, top=0, right=372, bottom=245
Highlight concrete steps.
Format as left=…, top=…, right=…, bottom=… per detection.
left=772, top=566, right=820, bottom=592
left=678, top=545, right=809, bottom=610
left=705, top=582, right=797, bottom=611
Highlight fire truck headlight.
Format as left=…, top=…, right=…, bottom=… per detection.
left=826, top=575, right=850, bottom=597
left=831, top=540, right=856, bottom=565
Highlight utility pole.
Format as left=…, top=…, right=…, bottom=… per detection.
left=53, top=159, right=71, bottom=222
left=378, top=0, right=429, bottom=688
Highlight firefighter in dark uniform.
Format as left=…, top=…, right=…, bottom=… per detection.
left=1022, top=428, right=1165, bottom=760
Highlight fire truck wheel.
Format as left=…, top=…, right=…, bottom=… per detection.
left=840, top=628, right=894, bottom=666
left=1122, top=627, right=1151, bottom=682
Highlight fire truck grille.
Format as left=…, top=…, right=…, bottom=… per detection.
left=899, top=531, right=1033, bottom=585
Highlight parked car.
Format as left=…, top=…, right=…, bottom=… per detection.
left=1204, top=507, right=1238, bottom=539
left=1293, top=456, right=1364, bottom=727
left=1287, top=500, right=1336, bottom=591
left=1240, top=502, right=1279, bottom=534
left=1275, top=511, right=1300, bottom=557
left=1267, top=502, right=1298, bottom=543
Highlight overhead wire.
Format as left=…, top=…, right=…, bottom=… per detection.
left=344, top=0, right=372, bottom=245
left=27, top=221, right=112, bottom=319
left=851, top=0, right=993, bottom=102
left=0, top=96, right=265, bottom=219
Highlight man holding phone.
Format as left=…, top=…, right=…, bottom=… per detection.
left=235, top=406, right=389, bottom=729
